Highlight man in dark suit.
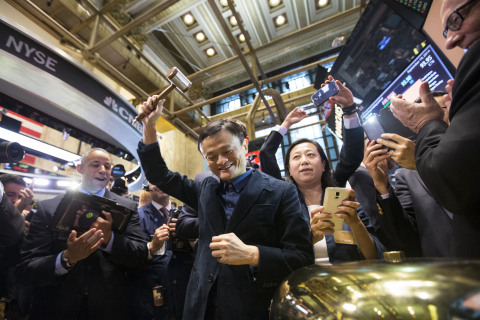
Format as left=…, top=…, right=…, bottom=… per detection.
left=1, top=182, right=25, bottom=305
left=131, top=184, right=193, bottom=320
left=0, top=181, right=24, bottom=247
left=137, top=97, right=314, bottom=320
left=17, top=148, right=148, bottom=320
left=175, top=171, right=217, bottom=241
left=389, top=0, right=480, bottom=257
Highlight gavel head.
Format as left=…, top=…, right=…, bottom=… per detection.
left=166, top=67, right=192, bottom=94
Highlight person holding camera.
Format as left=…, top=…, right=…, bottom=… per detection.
left=131, top=184, right=194, bottom=320
left=16, top=148, right=147, bottom=320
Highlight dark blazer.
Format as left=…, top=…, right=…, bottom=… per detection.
left=350, top=167, right=422, bottom=256
left=17, top=190, right=148, bottom=320
left=138, top=142, right=314, bottom=320
left=132, top=201, right=194, bottom=320
left=0, top=193, right=25, bottom=247
left=414, top=40, right=480, bottom=257
left=391, top=168, right=452, bottom=257
left=176, top=171, right=218, bottom=240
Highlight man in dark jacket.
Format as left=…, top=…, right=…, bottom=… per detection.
left=389, top=0, right=480, bottom=257
left=17, top=148, right=147, bottom=319
left=137, top=97, right=313, bottom=320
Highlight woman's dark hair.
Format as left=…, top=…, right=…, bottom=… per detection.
left=197, top=119, right=247, bottom=152
left=284, top=138, right=336, bottom=189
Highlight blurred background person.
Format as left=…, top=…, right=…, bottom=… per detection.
left=131, top=184, right=193, bottom=320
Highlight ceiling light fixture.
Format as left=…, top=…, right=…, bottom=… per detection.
left=238, top=33, right=246, bottom=42
left=275, top=14, right=286, bottom=26
left=195, top=31, right=206, bottom=42
left=269, top=0, right=281, bottom=7
left=219, top=0, right=228, bottom=6
left=229, top=15, right=238, bottom=26
left=183, top=13, right=195, bottom=26
left=318, top=0, right=329, bottom=7
left=0, top=127, right=81, bottom=163
left=206, top=47, right=216, bottom=56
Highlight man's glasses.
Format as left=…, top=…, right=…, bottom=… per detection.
left=443, top=0, right=479, bottom=38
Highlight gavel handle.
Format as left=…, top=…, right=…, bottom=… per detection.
left=132, top=84, right=175, bottom=124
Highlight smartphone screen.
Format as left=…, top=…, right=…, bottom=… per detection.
left=362, top=115, right=385, bottom=142
left=311, top=81, right=339, bottom=107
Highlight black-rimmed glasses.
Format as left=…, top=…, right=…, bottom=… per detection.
left=443, top=0, right=479, bottom=38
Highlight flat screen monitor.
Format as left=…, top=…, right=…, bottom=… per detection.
left=360, top=44, right=454, bottom=121
left=331, top=0, right=427, bottom=111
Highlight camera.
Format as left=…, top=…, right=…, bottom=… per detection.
left=168, top=208, right=193, bottom=253
left=0, top=141, right=25, bottom=163
left=51, top=190, right=136, bottom=236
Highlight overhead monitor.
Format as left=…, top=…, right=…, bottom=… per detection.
left=331, top=0, right=427, bottom=112
left=361, top=44, right=454, bottom=121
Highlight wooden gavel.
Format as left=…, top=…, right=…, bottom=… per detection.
left=133, top=67, right=192, bottom=124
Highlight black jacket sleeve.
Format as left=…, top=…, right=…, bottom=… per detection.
left=0, top=194, right=25, bottom=247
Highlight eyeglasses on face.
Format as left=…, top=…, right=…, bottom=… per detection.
left=443, top=0, right=479, bottom=38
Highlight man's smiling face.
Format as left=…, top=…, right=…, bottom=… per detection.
left=77, top=150, right=112, bottom=194
left=201, top=129, right=247, bottom=183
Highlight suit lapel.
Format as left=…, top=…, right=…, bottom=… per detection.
left=204, top=181, right=227, bottom=235
left=226, top=171, right=272, bottom=232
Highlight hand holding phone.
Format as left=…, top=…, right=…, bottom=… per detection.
left=311, top=81, right=339, bottom=106
left=362, top=114, right=385, bottom=142
left=323, top=187, right=350, bottom=230
left=323, top=187, right=359, bottom=245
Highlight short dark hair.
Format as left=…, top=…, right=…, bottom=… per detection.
left=0, top=173, right=27, bottom=187
left=284, top=139, right=336, bottom=189
left=198, top=119, right=247, bottom=152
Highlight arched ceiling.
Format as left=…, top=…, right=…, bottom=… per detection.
left=6, top=0, right=364, bottom=136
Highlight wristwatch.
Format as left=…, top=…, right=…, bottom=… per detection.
left=61, top=251, right=76, bottom=269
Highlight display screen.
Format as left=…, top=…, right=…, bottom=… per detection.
left=361, top=44, right=454, bottom=121
left=331, top=0, right=427, bottom=111
left=392, top=0, right=430, bottom=17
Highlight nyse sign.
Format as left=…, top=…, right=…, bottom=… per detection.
left=1, top=20, right=141, bottom=134
left=5, top=35, right=58, bottom=72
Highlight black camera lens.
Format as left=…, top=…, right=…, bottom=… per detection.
left=0, top=141, right=25, bottom=163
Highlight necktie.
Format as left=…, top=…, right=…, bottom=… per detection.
left=160, top=207, right=170, bottom=223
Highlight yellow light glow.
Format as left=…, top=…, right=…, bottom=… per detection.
left=269, top=0, right=281, bottom=6
left=343, top=303, right=357, bottom=312
left=206, top=48, right=216, bottom=56
left=195, top=32, right=206, bottom=42
left=183, top=13, right=195, bottom=25
left=275, top=14, right=286, bottom=26
left=219, top=0, right=228, bottom=6
left=318, top=0, right=328, bottom=7
left=238, top=33, right=245, bottom=42
left=229, top=16, right=238, bottom=25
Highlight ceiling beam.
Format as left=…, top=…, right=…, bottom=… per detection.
left=207, top=0, right=277, bottom=124
left=88, top=0, right=180, bottom=52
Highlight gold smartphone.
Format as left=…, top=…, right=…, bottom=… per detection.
left=324, top=187, right=357, bottom=245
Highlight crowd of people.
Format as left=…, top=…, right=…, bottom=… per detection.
left=1, top=0, right=479, bottom=318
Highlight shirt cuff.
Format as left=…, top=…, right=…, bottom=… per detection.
left=273, top=125, right=288, bottom=136
left=55, top=252, right=69, bottom=276
left=100, top=233, right=114, bottom=253
left=343, top=114, right=361, bottom=129
left=380, top=193, right=391, bottom=200
left=147, top=241, right=166, bottom=260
